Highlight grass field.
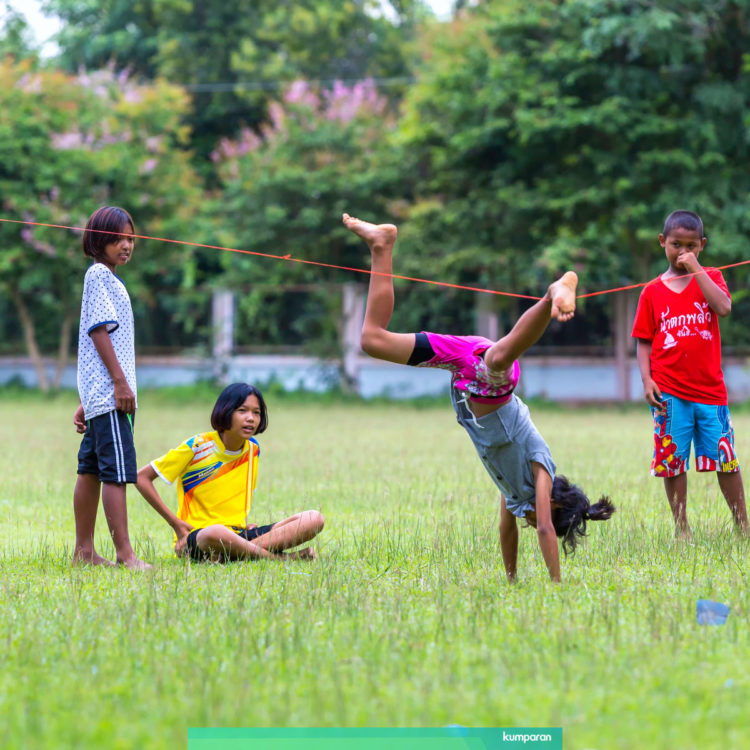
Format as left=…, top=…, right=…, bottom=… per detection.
left=1, top=388, right=749, bottom=749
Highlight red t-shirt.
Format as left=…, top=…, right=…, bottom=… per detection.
left=631, top=268, right=729, bottom=405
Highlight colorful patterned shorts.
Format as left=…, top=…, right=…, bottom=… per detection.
left=650, top=393, right=740, bottom=477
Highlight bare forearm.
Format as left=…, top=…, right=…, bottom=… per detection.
left=500, top=527, right=518, bottom=581
left=636, top=340, right=652, bottom=383
left=694, top=273, right=731, bottom=316
left=537, top=526, right=561, bottom=582
left=136, top=475, right=183, bottom=530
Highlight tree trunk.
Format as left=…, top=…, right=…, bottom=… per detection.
left=8, top=287, right=49, bottom=391
left=340, top=283, right=365, bottom=393
left=211, top=288, right=234, bottom=386
left=53, top=308, right=74, bottom=389
left=612, top=292, right=635, bottom=402
left=475, top=293, right=501, bottom=342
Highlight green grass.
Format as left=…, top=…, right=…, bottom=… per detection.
left=1, top=391, right=749, bottom=749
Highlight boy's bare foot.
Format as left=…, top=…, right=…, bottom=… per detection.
left=342, top=213, right=397, bottom=253
left=548, top=271, right=578, bottom=321
left=117, top=556, right=154, bottom=570
left=72, top=551, right=115, bottom=567
left=674, top=525, right=693, bottom=543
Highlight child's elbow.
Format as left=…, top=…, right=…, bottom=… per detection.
left=136, top=465, right=153, bottom=486
left=536, top=522, right=556, bottom=540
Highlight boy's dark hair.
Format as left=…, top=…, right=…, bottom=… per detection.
left=82, top=206, right=135, bottom=260
left=550, top=475, right=615, bottom=555
left=210, top=382, right=268, bottom=435
left=663, top=210, right=704, bottom=239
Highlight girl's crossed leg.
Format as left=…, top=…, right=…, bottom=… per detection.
left=192, top=510, right=325, bottom=561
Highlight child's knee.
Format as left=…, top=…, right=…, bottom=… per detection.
left=303, top=510, right=325, bottom=534
left=195, top=525, right=225, bottom=548
left=360, top=327, right=382, bottom=356
left=485, top=345, right=512, bottom=373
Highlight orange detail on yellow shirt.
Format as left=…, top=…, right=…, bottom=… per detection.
left=151, top=430, right=259, bottom=529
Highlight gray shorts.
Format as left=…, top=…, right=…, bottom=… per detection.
left=451, top=391, right=556, bottom=517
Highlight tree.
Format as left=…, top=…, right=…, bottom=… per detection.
left=0, top=2, right=36, bottom=59
left=392, top=0, right=750, bottom=393
left=44, top=0, right=425, bottom=164
left=209, top=79, right=399, bottom=372
left=0, top=58, right=202, bottom=389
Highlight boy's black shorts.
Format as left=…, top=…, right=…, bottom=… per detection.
left=186, top=523, right=276, bottom=562
left=77, top=410, right=137, bottom=484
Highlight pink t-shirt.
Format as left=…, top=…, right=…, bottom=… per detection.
left=418, top=332, right=520, bottom=403
left=631, top=268, right=729, bottom=405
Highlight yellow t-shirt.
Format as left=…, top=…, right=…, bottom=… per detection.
left=151, top=430, right=259, bottom=529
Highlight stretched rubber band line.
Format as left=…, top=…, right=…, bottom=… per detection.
left=0, top=217, right=539, bottom=301
left=2, top=217, right=748, bottom=300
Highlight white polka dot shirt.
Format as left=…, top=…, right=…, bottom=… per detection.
left=77, top=263, right=137, bottom=420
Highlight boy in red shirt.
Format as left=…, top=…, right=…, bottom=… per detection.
left=632, top=210, right=748, bottom=539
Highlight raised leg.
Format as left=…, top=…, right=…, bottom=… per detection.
left=663, top=473, right=692, bottom=541
left=484, top=272, right=578, bottom=372
left=72, top=473, right=114, bottom=566
left=717, top=470, right=749, bottom=535
left=342, top=213, right=416, bottom=364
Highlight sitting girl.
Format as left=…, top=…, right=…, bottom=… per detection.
left=136, top=383, right=324, bottom=561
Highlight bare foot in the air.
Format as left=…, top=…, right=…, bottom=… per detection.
left=342, top=213, right=397, bottom=254
left=547, top=271, right=578, bottom=321
left=72, top=551, right=115, bottom=567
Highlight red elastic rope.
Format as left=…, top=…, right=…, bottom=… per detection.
left=3, top=216, right=748, bottom=300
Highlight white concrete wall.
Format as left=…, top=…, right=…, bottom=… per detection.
left=3, top=354, right=750, bottom=402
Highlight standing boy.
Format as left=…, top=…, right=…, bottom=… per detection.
left=72, top=206, right=150, bottom=568
left=632, top=210, right=749, bottom=539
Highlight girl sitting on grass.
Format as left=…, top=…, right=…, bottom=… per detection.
left=136, top=383, right=324, bottom=561
left=342, top=212, right=614, bottom=582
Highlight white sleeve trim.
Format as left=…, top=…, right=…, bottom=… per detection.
left=151, top=461, right=174, bottom=485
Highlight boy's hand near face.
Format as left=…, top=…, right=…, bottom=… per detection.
left=676, top=250, right=702, bottom=274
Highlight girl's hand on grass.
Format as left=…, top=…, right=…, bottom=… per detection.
left=174, top=520, right=194, bottom=557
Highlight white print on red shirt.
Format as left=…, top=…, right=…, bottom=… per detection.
left=658, top=301, right=712, bottom=348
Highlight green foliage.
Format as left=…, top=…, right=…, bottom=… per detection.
left=0, top=58, right=203, bottom=375
left=394, top=0, right=750, bottom=340
left=44, top=0, right=424, bottom=162
left=0, top=2, right=36, bottom=59
left=210, top=79, right=400, bottom=352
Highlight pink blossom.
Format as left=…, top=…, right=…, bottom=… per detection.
left=15, top=74, right=42, bottom=93
left=284, top=79, right=319, bottom=109
left=21, top=227, right=56, bottom=257
left=51, top=131, right=84, bottom=150
left=139, top=158, right=158, bottom=174
left=323, top=79, right=386, bottom=123
left=211, top=128, right=263, bottom=162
